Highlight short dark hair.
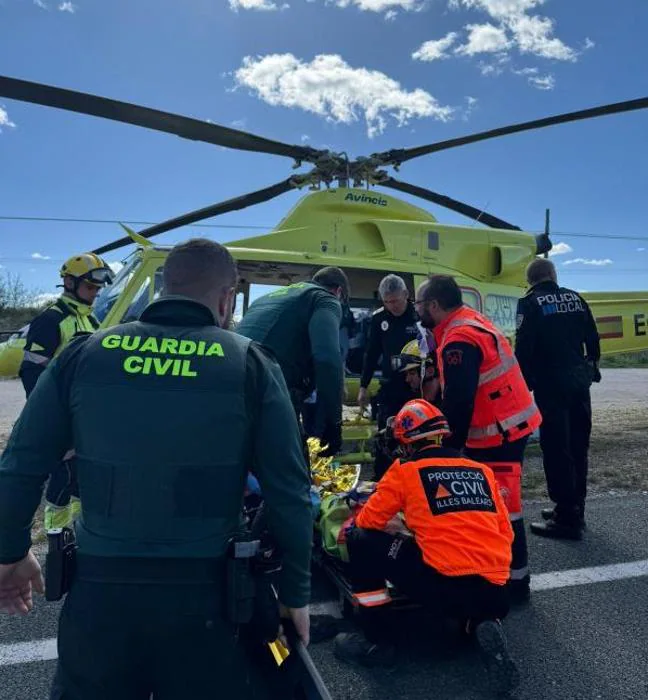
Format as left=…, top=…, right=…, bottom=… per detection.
left=526, top=258, right=557, bottom=286
left=312, top=266, right=350, bottom=300
left=163, top=238, right=237, bottom=297
left=419, top=274, right=463, bottom=310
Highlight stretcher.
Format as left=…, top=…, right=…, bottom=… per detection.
left=307, top=433, right=423, bottom=619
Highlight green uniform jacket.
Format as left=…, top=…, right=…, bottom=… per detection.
left=0, top=296, right=312, bottom=607
left=236, top=282, right=343, bottom=436
left=19, top=294, right=100, bottom=397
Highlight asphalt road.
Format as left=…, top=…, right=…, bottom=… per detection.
left=1, top=371, right=647, bottom=699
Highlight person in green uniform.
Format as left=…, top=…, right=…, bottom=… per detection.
left=236, top=267, right=350, bottom=458
left=0, top=238, right=313, bottom=700
left=19, top=252, right=114, bottom=532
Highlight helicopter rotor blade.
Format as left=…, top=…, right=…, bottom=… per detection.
left=376, top=96, right=648, bottom=166
left=380, top=177, right=521, bottom=231
left=93, top=178, right=297, bottom=255
left=0, top=75, right=322, bottom=163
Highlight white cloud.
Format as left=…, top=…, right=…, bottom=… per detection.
left=31, top=252, right=51, bottom=260
left=33, top=0, right=48, bottom=8
left=478, top=61, right=503, bottom=76
left=512, top=66, right=538, bottom=75
left=229, top=0, right=286, bottom=10
left=300, top=134, right=310, bottom=142
left=563, top=258, right=613, bottom=266
left=508, top=14, right=576, bottom=61
left=462, top=96, right=478, bottom=120
left=455, top=23, right=512, bottom=55
left=548, top=242, right=572, bottom=256
left=0, top=106, right=16, bottom=132
left=230, top=118, right=247, bottom=129
left=584, top=37, right=595, bottom=50
left=384, top=9, right=398, bottom=19
left=637, top=247, right=646, bottom=252
left=58, top=1, right=76, bottom=12
left=234, top=53, right=453, bottom=138
left=448, top=0, right=578, bottom=65
left=334, top=0, right=424, bottom=12
left=528, top=73, right=554, bottom=90
left=451, top=0, right=544, bottom=19
left=412, top=31, right=459, bottom=62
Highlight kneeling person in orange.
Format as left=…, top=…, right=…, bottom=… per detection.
left=335, top=400, right=520, bottom=695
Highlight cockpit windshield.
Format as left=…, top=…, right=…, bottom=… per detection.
left=93, top=252, right=141, bottom=323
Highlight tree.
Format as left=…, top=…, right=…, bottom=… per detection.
left=0, top=271, right=32, bottom=311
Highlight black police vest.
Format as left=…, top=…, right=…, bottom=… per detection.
left=69, top=320, right=252, bottom=559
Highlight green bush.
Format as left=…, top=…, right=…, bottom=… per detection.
left=600, top=351, right=648, bottom=368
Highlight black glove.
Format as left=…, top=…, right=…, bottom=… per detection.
left=318, top=422, right=342, bottom=457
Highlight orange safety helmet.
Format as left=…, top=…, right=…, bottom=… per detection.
left=393, top=399, right=450, bottom=445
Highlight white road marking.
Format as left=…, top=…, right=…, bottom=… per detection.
left=0, top=638, right=57, bottom=666
left=1, top=559, right=647, bottom=667
left=530, top=559, right=648, bottom=592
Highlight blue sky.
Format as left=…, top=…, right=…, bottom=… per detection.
left=1, top=0, right=647, bottom=298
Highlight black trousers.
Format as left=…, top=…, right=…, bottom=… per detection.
left=534, top=388, right=592, bottom=524
left=347, top=528, right=509, bottom=643
left=465, top=437, right=529, bottom=586
left=373, top=383, right=414, bottom=480
left=50, top=557, right=269, bottom=700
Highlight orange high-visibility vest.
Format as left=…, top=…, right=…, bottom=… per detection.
left=355, top=449, right=513, bottom=585
left=434, top=306, right=541, bottom=449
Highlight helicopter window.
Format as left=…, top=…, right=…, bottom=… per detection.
left=152, top=268, right=164, bottom=301
left=427, top=231, right=439, bottom=251
left=93, top=253, right=141, bottom=323
left=121, top=276, right=152, bottom=323
left=485, top=293, right=519, bottom=336
left=460, top=288, right=482, bottom=312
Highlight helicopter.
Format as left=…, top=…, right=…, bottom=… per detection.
left=0, top=75, right=647, bottom=405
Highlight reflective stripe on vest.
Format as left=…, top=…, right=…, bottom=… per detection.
left=23, top=350, right=50, bottom=366
left=467, top=403, right=539, bottom=441
left=354, top=589, right=391, bottom=607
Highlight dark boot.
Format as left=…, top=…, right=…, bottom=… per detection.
left=508, top=576, right=531, bottom=604
left=530, top=517, right=583, bottom=540
left=333, top=632, right=396, bottom=668
left=542, top=507, right=586, bottom=529
left=475, top=620, right=521, bottom=695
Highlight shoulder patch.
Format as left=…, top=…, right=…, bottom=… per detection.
left=444, top=348, right=463, bottom=366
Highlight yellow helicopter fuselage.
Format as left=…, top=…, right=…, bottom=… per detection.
left=1, top=188, right=646, bottom=383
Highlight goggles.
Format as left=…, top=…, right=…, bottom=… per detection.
left=80, top=267, right=115, bottom=286
left=391, top=353, right=434, bottom=373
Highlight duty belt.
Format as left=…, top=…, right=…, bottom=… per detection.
left=74, top=554, right=226, bottom=585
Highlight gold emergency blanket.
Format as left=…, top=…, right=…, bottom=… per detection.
left=308, top=437, right=360, bottom=497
